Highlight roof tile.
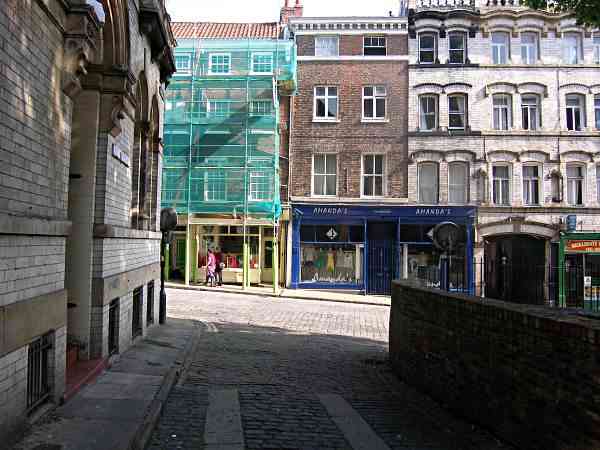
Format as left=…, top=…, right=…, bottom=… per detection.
left=172, top=22, right=280, bottom=39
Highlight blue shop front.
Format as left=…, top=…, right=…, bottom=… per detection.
left=290, top=204, right=476, bottom=295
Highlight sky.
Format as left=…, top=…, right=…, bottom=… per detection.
left=165, top=0, right=403, bottom=22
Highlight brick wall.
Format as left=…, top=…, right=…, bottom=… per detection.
left=0, top=236, right=65, bottom=307
left=92, top=238, right=160, bottom=278
left=390, top=281, right=600, bottom=450
left=290, top=60, right=408, bottom=199
left=296, top=34, right=407, bottom=57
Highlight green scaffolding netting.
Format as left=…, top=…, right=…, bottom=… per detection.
left=161, top=38, right=297, bottom=221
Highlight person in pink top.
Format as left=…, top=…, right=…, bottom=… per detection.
left=206, top=249, right=216, bottom=287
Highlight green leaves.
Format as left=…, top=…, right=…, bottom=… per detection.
left=521, top=0, right=600, bottom=27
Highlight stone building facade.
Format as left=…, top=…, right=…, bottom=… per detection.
left=407, top=0, right=600, bottom=299
left=0, top=0, right=174, bottom=439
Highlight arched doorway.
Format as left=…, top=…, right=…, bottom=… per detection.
left=484, top=234, right=547, bottom=303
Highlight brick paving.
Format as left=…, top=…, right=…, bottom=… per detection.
left=148, top=288, right=509, bottom=450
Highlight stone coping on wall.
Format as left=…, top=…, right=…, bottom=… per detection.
left=93, top=223, right=162, bottom=240
left=393, top=279, right=600, bottom=332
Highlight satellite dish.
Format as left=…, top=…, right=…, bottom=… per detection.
left=432, top=221, right=463, bottom=253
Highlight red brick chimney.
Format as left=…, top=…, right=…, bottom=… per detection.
left=280, top=0, right=303, bottom=24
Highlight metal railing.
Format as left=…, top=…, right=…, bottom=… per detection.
left=413, top=258, right=600, bottom=312
left=132, top=287, right=143, bottom=338
left=108, top=299, right=119, bottom=355
left=147, top=281, right=155, bottom=326
left=415, top=0, right=476, bottom=9
left=27, top=333, right=52, bottom=412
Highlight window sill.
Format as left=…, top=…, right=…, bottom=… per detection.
left=313, top=119, right=341, bottom=123
left=249, top=72, right=273, bottom=76
left=361, top=119, right=389, bottom=123
left=311, top=194, right=338, bottom=198
left=207, top=72, right=232, bottom=76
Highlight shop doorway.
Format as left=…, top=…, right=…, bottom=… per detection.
left=484, top=234, right=546, bottom=303
left=367, top=222, right=397, bottom=295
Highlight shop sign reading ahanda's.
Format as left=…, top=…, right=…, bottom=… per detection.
left=566, top=240, right=600, bottom=253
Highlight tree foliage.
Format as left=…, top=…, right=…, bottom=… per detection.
left=522, top=0, right=600, bottom=27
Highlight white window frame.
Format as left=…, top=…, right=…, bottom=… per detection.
left=594, top=32, right=600, bottom=64
left=204, top=169, right=227, bottom=202
left=250, top=52, right=273, bottom=75
left=448, top=161, right=469, bottom=204
left=491, top=32, right=510, bottom=64
left=315, top=35, right=339, bottom=57
left=566, top=164, right=585, bottom=206
left=521, top=94, right=540, bottom=130
left=313, top=86, right=338, bottom=121
left=522, top=164, right=541, bottom=205
left=418, top=32, right=437, bottom=64
left=594, top=95, right=600, bottom=130
left=448, top=32, right=466, bottom=64
left=448, top=94, right=467, bottom=130
left=520, top=32, right=538, bottom=64
left=175, top=53, right=192, bottom=75
left=250, top=100, right=272, bottom=116
left=208, top=53, right=231, bottom=75
left=361, top=154, right=385, bottom=197
left=362, top=86, right=387, bottom=121
left=566, top=94, right=585, bottom=131
left=418, top=162, right=439, bottom=204
left=363, top=35, right=387, bottom=56
left=207, top=100, right=230, bottom=118
left=562, top=33, right=582, bottom=64
left=249, top=170, right=272, bottom=202
left=312, top=153, right=337, bottom=197
left=492, top=164, right=511, bottom=206
left=419, top=94, right=438, bottom=131
left=492, top=94, right=512, bottom=130
left=597, top=165, right=600, bottom=204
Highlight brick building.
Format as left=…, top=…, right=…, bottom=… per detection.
left=0, top=0, right=175, bottom=438
left=407, top=0, right=600, bottom=302
left=286, top=12, right=453, bottom=296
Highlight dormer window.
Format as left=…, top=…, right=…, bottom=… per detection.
left=448, top=32, right=466, bottom=64
left=364, top=36, right=386, bottom=56
left=418, top=33, right=436, bottom=64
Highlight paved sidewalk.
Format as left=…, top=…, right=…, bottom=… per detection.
left=11, top=318, right=197, bottom=450
left=166, top=281, right=391, bottom=306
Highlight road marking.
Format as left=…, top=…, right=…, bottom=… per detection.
left=318, top=393, right=390, bottom=450
left=204, top=389, right=245, bottom=450
left=206, top=322, right=219, bottom=333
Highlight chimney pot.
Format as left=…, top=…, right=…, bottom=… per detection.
left=295, top=0, right=301, bottom=5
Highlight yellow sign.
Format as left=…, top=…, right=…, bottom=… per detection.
left=566, top=240, right=600, bottom=253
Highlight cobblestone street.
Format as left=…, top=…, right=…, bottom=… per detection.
left=148, top=288, right=508, bottom=450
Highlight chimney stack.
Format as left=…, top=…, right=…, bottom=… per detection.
left=280, top=0, right=303, bottom=24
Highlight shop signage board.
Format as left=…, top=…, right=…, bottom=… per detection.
left=566, top=240, right=600, bottom=253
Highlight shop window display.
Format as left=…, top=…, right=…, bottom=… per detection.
left=300, top=224, right=363, bottom=285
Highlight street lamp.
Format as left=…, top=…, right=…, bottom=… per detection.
left=160, top=208, right=178, bottom=324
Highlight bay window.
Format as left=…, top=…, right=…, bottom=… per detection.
left=448, top=32, right=466, bottom=64
left=419, top=33, right=436, bottom=64
left=491, top=32, right=510, bottom=64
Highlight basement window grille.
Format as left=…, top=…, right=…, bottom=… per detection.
left=27, top=333, right=52, bottom=412
left=147, top=282, right=155, bottom=326
left=108, top=299, right=119, bottom=355
left=132, top=287, right=143, bottom=338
